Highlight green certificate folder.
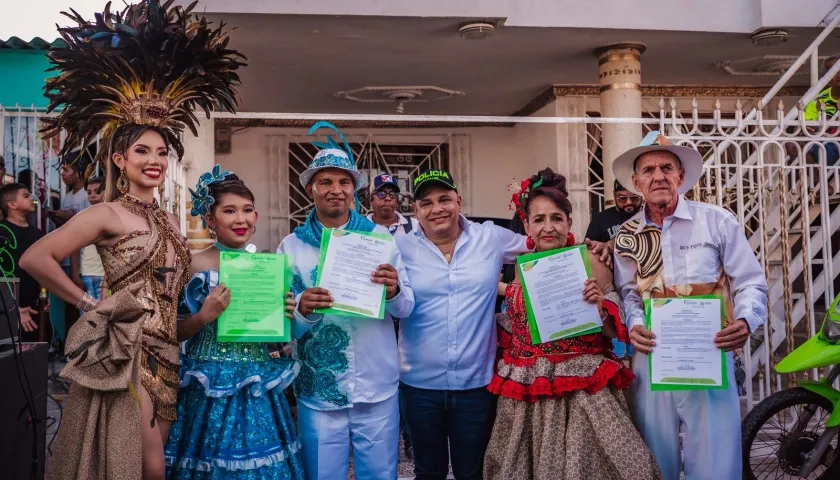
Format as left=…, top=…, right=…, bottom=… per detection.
left=314, top=228, right=393, bottom=319
left=216, top=251, right=291, bottom=343
left=644, top=296, right=729, bottom=391
left=516, top=245, right=601, bottom=345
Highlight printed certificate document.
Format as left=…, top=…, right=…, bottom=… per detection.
left=316, top=229, right=393, bottom=319
left=217, top=251, right=291, bottom=343
left=645, top=296, right=728, bottom=391
left=517, top=245, right=602, bottom=344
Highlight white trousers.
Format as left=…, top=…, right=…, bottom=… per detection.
left=630, top=351, right=741, bottom=480
left=298, top=394, right=400, bottom=480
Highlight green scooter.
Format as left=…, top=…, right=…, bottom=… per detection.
left=741, top=295, right=840, bottom=479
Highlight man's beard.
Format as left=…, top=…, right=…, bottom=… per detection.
left=621, top=204, right=640, bottom=215
left=320, top=201, right=348, bottom=218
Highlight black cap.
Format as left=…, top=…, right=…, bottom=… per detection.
left=413, top=169, right=457, bottom=197
left=614, top=180, right=630, bottom=193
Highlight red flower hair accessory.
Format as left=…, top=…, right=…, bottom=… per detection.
left=508, top=176, right=544, bottom=221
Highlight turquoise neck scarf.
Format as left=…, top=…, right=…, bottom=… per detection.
left=293, top=209, right=375, bottom=249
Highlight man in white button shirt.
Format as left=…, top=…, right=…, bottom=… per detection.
left=613, top=132, right=768, bottom=480
left=396, top=169, right=529, bottom=480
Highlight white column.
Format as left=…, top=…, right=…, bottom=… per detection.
left=451, top=134, right=472, bottom=216
left=181, top=117, right=215, bottom=251
left=593, top=42, right=646, bottom=204
left=554, top=97, right=590, bottom=241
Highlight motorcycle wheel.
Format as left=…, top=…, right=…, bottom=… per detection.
left=742, top=387, right=840, bottom=479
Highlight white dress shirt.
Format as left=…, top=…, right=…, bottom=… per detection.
left=396, top=216, right=528, bottom=390
left=367, top=212, right=420, bottom=237
left=276, top=223, right=415, bottom=411
left=614, top=196, right=768, bottom=333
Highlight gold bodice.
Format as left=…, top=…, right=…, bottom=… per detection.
left=96, top=195, right=190, bottom=420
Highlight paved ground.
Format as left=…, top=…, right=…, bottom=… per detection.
left=347, top=438, right=452, bottom=480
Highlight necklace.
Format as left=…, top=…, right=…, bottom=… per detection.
left=431, top=229, right=462, bottom=264
left=214, top=241, right=257, bottom=253
left=214, top=241, right=243, bottom=252
left=437, top=239, right=458, bottom=263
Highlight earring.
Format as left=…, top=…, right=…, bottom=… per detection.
left=566, top=232, right=576, bottom=247
left=526, top=236, right=535, bottom=250
left=117, top=169, right=129, bottom=195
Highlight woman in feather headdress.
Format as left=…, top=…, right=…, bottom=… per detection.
left=19, top=1, right=245, bottom=479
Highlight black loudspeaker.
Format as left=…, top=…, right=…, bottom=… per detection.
left=0, top=278, right=19, bottom=343
left=0, top=342, right=48, bottom=480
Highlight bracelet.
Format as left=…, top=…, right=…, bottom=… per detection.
left=76, top=292, right=98, bottom=313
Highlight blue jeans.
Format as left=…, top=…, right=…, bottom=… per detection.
left=399, top=383, right=497, bottom=480
left=82, top=276, right=103, bottom=301
left=393, top=321, right=412, bottom=447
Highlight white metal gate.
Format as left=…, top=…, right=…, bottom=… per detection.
left=0, top=106, right=188, bottom=229
left=1, top=108, right=63, bottom=226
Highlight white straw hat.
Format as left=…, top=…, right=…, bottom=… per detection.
left=612, top=131, right=703, bottom=195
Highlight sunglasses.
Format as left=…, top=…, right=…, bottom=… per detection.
left=373, top=191, right=398, bottom=200
left=616, top=195, right=642, bottom=203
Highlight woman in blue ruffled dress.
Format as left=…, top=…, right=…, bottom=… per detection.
left=165, top=167, right=305, bottom=479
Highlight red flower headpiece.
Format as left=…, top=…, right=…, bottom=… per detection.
left=508, top=176, right=544, bottom=222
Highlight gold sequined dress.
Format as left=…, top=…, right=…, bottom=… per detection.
left=48, top=195, right=190, bottom=480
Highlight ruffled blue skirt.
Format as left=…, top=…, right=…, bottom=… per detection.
left=164, top=356, right=305, bottom=480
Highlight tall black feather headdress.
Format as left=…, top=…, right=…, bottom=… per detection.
left=41, top=0, right=246, bottom=172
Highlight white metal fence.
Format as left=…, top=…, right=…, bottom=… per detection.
left=0, top=106, right=188, bottom=230
left=652, top=100, right=840, bottom=408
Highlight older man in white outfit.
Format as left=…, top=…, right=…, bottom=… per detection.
left=612, top=131, right=768, bottom=480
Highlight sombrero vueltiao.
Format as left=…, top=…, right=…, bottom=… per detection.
left=612, top=131, right=703, bottom=195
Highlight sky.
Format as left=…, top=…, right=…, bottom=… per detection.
left=1, top=0, right=116, bottom=41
